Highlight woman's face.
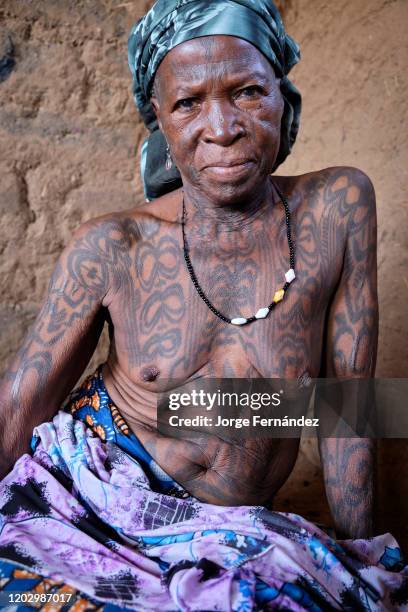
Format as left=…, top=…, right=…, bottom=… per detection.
left=151, top=35, right=284, bottom=205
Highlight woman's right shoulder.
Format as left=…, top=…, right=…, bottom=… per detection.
left=69, top=210, right=144, bottom=253
left=68, top=189, right=181, bottom=255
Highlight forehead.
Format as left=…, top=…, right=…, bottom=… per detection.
left=155, top=35, right=274, bottom=87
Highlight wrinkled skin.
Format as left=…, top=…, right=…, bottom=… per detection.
left=151, top=36, right=284, bottom=206
left=0, top=37, right=378, bottom=537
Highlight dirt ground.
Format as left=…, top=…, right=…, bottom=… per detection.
left=0, top=0, right=407, bottom=549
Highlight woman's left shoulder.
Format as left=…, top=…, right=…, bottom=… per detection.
left=315, top=166, right=375, bottom=197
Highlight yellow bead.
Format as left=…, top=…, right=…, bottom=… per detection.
left=273, top=289, right=285, bottom=303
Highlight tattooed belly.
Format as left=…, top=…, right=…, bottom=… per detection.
left=102, top=360, right=303, bottom=505
left=135, top=425, right=300, bottom=506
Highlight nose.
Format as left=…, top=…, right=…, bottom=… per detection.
left=202, top=100, right=245, bottom=146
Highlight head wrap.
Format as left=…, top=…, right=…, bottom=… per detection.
left=128, top=0, right=301, bottom=200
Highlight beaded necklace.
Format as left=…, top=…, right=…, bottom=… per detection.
left=181, top=179, right=296, bottom=325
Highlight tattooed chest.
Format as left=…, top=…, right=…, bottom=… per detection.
left=106, top=209, right=342, bottom=383
left=109, top=264, right=329, bottom=383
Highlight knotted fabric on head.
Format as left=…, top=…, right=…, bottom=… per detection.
left=128, top=0, right=301, bottom=200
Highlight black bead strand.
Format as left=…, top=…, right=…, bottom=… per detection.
left=181, top=179, right=295, bottom=325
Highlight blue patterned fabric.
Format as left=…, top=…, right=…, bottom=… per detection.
left=31, top=366, right=187, bottom=497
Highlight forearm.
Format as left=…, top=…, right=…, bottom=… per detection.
left=0, top=313, right=105, bottom=480
left=0, top=362, right=71, bottom=480
left=0, top=394, right=17, bottom=479
left=319, top=437, right=375, bottom=539
left=0, top=357, right=49, bottom=477
left=0, top=388, right=37, bottom=480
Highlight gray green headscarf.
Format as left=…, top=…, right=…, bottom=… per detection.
left=128, top=0, right=301, bottom=200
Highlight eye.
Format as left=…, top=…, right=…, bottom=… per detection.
left=174, top=97, right=199, bottom=112
left=238, top=86, right=264, bottom=99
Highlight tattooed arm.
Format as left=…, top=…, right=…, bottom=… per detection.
left=318, top=168, right=378, bottom=539
left=0, top=218, right=128, bottom=479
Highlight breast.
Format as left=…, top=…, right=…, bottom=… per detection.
left=108, top=291, right=325, bottom=398
left=107, top=225, right=331, bottom=389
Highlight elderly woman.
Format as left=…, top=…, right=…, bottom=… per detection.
left=0, top=0, right=406, bottom=610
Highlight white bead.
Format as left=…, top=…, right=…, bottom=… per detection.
left=285, top=268, right=296, bottom=284
left=231, top=317, right=247, bottom=325
left=255, top=307, right=269, bottom=319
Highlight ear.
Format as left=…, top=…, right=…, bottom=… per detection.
left=275, top=78, right=285, bottom=116
left=150, top=96, right=163, bottom=132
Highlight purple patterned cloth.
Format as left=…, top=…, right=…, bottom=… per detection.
left=0, top=410, right=407, bottom=610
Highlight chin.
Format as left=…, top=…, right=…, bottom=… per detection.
left=198, top=170, right=269, bottom=205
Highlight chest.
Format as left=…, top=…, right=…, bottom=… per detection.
left=109, top=213, right=344, bottom=381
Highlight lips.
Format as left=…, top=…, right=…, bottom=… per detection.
left=202, top=159, right=255, bottom=179
left=203, top=158, right=254, bottom=168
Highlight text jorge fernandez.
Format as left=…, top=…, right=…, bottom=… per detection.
left=165, top=389, right=320, bottom=430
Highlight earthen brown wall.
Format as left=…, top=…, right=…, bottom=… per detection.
left=1, top=1, right=407, bottom=547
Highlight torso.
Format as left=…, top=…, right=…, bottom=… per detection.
left=99, top=169, right=349, bottom=505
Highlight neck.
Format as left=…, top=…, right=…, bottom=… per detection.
left=182, top=177, right=277, bottom=236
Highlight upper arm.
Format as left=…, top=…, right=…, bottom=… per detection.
left=0, top=215, right=137, bottom=472
left=1, top=217, right=124, bottom=416
left=321, top=168, right=378, bottom=378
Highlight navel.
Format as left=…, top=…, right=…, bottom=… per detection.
left=140, top=365, right=160, bottom=382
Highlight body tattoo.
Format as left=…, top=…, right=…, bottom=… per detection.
left=1, top=168, right=378, bottom=524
